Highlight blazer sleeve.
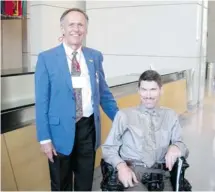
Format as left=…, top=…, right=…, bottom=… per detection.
left=101, top=111, right=126, bottom=168
left=98, top=52, right=119, bottom=121
left=35, top=53, right=51, bottom=142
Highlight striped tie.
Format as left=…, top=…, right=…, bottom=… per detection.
left=71, top=52, right=83, bottom=122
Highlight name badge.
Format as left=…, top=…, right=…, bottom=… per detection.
left=72, top=77, right=86, bottom=88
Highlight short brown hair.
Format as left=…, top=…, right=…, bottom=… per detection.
left=138, top=70, right=162, bottom=87
left=60, top=8, right=89, bottom=22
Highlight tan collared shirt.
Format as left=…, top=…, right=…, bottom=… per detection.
left=101, top=105, right=189, bottom=168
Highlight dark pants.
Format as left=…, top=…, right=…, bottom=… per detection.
left=48, top=114, right=96, bottom=191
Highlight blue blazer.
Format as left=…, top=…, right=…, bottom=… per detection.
left=35, top=44, right=119, bottom=155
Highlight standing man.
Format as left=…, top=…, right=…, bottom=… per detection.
left=35, top=8, right=118, bottom=191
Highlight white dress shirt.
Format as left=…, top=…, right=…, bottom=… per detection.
left=40, top=43, right=93, bottom=144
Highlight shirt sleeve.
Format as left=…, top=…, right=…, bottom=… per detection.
left=101, top=110, right=127, bottom=168
left=40, top=139, right=52, bottom=144
left=170, top=112, right=189, bottom=158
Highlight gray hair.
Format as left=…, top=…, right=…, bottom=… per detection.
left=60, top=8, right=89, bottom=24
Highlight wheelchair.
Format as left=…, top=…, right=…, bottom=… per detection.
left=100, top=157, right=192, bottom=191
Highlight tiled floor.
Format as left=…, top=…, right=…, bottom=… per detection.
left=92, top=79, right=215, bottom=191
left=182, top=80, right=215, bottom=191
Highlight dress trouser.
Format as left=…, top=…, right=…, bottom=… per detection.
left=48, top=114, right=96, bottom=191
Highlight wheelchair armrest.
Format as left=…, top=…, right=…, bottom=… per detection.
left=170, top=157, right=192, bottom=191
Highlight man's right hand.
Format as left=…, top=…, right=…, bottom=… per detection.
left=116, top=162, right=138, bottom=188
left=40, top=142, right=57, bottom=163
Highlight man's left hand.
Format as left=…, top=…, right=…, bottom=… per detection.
left=165, top=145, right=182, bottom=171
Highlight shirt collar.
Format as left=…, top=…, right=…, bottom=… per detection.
left=63, top=42, right=82, bottom=60
left=139, top=104, right=160, bottom=116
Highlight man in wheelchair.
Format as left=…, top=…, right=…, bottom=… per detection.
left=100, top=70, right=192, bottom=191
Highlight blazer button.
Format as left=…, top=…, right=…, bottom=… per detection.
left=72, top=116, right=75, bottom=120
left=72, top=97, right=75, bottom=100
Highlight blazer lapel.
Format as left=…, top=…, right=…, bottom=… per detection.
left=55, top=44, right=73, bottom=91
left=82, top=47, right=95, bottom=96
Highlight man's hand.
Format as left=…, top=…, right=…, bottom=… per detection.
left=117, top=162, right=138, bottom=188
left=40, top=142, right=57, bottom=163
left=165, top=145, right=182, bottom=171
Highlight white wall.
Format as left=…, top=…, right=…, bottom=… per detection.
left=1, top=75, right=34, bottom=108
left=1, top=20, right=23, bottom=70
left=22, top=1, right=31, bottom=68
left=86, top=1, right=208, bottom=105
left=30, top=1, right=86, bottom=68
left=1, top=1, right=209, bottom=107
left=1, top=1, right=86, bottom=108
left=207, top=1, right=215, bottom=62
left=198, top=1, right=208, bottom=102
left=86, top=1, right=204, bottom=78
left=1, top=2, right=31, bottom=70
